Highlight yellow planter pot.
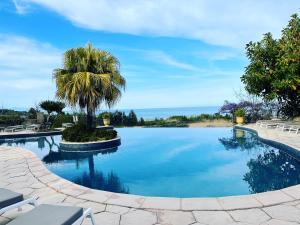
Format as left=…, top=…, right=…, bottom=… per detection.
left=235, top=129, right=245, bottom=138
left=236, top=117, right=244, bottom=125
left=103, top=118, right=110, bottom=126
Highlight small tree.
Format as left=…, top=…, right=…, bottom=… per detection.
left=127, top=110, right=138, bottom=126
left=39, top=100, right=65, bottom=122
left=139, top=117, right=145, bottom=126
left=241, top=13, right=300, bottom=118
left=28, top=107, right=37, bottom=119
left=53, top=43, right=126, bottom=130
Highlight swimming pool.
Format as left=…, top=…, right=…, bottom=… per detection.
left=1, top=128, right=300, bottom=198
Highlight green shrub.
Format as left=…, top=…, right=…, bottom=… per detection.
left=62, top=124, right=117, bottom=142
left=52, top=114, right=73, bottom=128
left=102, top=112, right=110, bottom=119
left=0, top=115, right=25, bottom=126
left=143, top=119, right=188, bottom=127
left=235, top=108, right=246, bottom=117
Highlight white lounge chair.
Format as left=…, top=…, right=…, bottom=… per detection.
left=0, top=188, right=96, bottom=225
left=6, top=204, right=96, bottom=225
left=276, top=123, right=293, bottom=131
left=3, top=125, right=25, bottom=133
left=0, top=188, right=37, bottom=215
left=289, top=125, right=300, bottom=134
left=62, top=123, right=74, bottom=128
left=261, top=121, right=285, bottom=129
left=25, top=124, right=41, bottom=131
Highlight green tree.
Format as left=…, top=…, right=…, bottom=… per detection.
left=241, top=14, right=300, bottom=117
left=127, top=110, right=138, bottom=126
left=28, top=107, right=37, bottom=119
left=139, top=117, right=145, bottom=126
left=53, top=43, right=126, bottom=129
left=39, top=100, right=65, bottom=122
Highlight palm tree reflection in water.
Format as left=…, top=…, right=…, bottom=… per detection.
left=219, top=128, right=300, bottom=193
left=43, top=146, right=129, bottom=194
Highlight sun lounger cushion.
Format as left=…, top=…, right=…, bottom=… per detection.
left=6, top=204, right=83, bottom=225
left=0, top=188, right=24, bottom=209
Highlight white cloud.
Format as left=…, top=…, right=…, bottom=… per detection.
left=145, top=51, right=201, bottom=72
left=0, top=34, right=61, bottom=75
left=12, top=0, right=29, bottom=13
left=0, top=34, right=61, bottom=107
left=106, top=46, right=203, bottom=72
left=13, top=0, right=299, bottom=48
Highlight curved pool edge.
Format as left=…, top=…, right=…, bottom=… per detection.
left=0, top=130, right=62, bottom=139
left=1, top=124, right=300, bottom=212
left=59, top=137, right=121, bottom=152
left=235, top=125, right=300, bottom=159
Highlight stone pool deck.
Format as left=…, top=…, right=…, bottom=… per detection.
left=0, top=124, right=300, bottom=225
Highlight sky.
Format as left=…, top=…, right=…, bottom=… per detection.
left=0, top=0, right=298, bottom=110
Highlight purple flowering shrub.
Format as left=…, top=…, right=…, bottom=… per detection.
left=220, top=100, right=273, bottom=123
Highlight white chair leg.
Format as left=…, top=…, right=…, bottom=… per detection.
left=89, top=211, right=96, bottom=225
left=84, top=208, right=96, bottom=225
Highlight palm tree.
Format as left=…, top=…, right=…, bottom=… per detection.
left=53, top=43, right=126, bottom=129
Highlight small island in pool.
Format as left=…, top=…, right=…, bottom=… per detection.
left=60, top=124, right=121, bottom=151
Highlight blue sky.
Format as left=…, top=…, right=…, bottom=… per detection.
left=0, top=0, right=298, bottom=110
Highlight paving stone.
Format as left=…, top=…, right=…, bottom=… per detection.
left=121, top=210, right=157, bottom=225
left=226, top=223, right=254, bottom=225
left=142, top=197, right=180, bottom=210
left=63, top=196, right=87, bottom=206
left=60, top=185, right=88, bottom=197
left=263, top=205, right=300, bottom=223
left=261, top=219, right=299, bottom=225
left=76, top=201, right=106, bottom=213
left=106, top=205, right=130, bottom=214
left=79, top=191, right=111, bottom=203
left=106, top=193, right=145, bottom=208
left=181, top=198, right=222, bottom=210
left=31, top=187, right=58, bottom=199
left=82, top=212, right=120, bottom=225
left=254, top=191, right=294, bottom=206
left=193, top=211, right=234, bottom=225
left=1, top=204, right=34, bottom=220
left=157, top=210, right=195, bottom=225
left=283, top=200, right=300, bottom=206
left=0, top=216, right=10, bottom=225
left=38, top=174, right=60, bottom=184
left=38, top=193, right=67, bottom=204
left=189, top=223, right=206, bottom=225
left=47, top=179, right=73, bottom=191
left=218, top=195, right=262, bottom=210
left=229, top=208, right=270, bottom=224
left=282, top=185, right=300, bottom=200
left=30, top=182, right=46, bottom=189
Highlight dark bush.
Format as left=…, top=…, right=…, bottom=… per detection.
left=52, top=114, right=73, bottom=128
left=62, top=124, right=117, bottom=142
left=0, top=115, right=25, bottom=126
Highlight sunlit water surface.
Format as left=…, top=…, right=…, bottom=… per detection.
left=1, top=128, right=300, bottom=197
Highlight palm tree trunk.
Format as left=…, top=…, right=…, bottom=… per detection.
left=86, top=106, right=94, bottom=130
left=88, top=155, right=95, bottom=178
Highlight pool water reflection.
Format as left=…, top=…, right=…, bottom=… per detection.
left=1, top=128, right=300, bottom=197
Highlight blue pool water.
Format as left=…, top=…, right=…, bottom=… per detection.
left=1, top=128, right=300, bottom=197
left=101, top=106, right=219, bottom=119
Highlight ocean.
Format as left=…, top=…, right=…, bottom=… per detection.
left=11, top=106, right=221, bottom=120
left=104, top=106, right=220, bottom=120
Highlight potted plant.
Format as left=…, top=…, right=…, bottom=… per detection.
left=235, top=108, right=245, bottom=125
left=102, top=112, right=110, bottom=126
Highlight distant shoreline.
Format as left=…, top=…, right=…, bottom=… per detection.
left=188, top=119, right=232, bottom=128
